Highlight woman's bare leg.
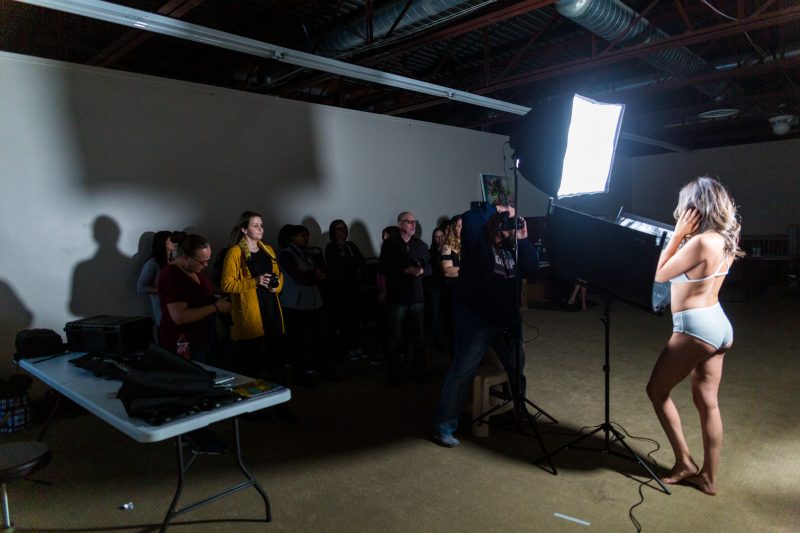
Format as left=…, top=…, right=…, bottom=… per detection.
left=646, top=333, right=716, bottom=484
left=685, top=351, right=725, bottom=495
left=568, top=284, right=580, bottom=305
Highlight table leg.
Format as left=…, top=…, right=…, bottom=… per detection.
left=159, top=418, right=271, bottom=531
left=160, top=435, right=187, bottom=533
left=232, top=417, right=271, bottom=521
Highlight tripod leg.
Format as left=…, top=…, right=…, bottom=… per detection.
left=523, top=398, right=558, bottom=424
left=512, top=395, right=557, bottom=475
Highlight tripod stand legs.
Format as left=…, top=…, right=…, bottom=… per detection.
left=533, top=422, right=670, bottom=494
left=530, top=299, right=671, bottom=494
left=471, top=377, right=559, bottom=474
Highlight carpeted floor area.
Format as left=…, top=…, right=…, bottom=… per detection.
left=5, top=287, right=799, bottom=532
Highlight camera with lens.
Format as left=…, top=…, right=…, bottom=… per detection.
left=409, top=258, right=425, bottom=269
left=499, top=212, right=524, bottom=231
left=267, top=274, right=280, bottom=289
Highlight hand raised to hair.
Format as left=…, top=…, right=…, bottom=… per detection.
left=675, top=208, right=701, bottom=239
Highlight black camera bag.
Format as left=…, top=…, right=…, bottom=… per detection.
left=14, top=329, right=67, bottom=361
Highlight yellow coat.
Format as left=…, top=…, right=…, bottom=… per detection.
left=221, top=241, right=285, bottom=341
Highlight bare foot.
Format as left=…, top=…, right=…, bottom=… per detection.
left=684, top=473, right=717, bottom=496
left=661, top=460, right=699, bottom=484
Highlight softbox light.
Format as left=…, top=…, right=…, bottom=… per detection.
left=510, top=94, right=624, bottom=198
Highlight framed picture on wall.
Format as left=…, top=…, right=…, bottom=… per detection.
left=480, top=174, right=514, bottom=206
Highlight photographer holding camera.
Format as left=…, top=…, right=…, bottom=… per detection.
left=379, top=211, right=431, bottom=385
left=432, top=202, right=538, bottom=447
left=221, top=211, right=288, bottom=389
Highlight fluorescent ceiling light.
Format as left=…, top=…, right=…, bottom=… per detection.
left=15, top=0, right=687, bottom=152
left=15, top=0, right=530, bottom=116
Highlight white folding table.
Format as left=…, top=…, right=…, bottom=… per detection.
left=19, top=352, right=291, bottom=531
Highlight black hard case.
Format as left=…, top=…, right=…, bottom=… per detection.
left=64, top=315, right=153, bottom=355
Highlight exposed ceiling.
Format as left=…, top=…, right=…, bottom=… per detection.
left=3, top=0, right=800, bottom=156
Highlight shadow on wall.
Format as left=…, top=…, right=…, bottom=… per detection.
left=301, top=216, right=324, bottom=249
left=62, top=65, right=322, bottom=249
left=0, top=280, right=33, bottom=375
left=69, top=215, right=149, bottom=318
left=348, top=220, right=375, bottom=258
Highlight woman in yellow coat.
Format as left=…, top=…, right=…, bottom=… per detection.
left=221, top=211, right=287, bottom=387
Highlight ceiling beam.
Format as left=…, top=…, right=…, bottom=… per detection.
left=274, top=0, right=557, bottom=96
left=15, top=0, right=531, bottom=115
left=88, top=0, right=205, bottom=67
left=380, top=5, right=800, bottom=115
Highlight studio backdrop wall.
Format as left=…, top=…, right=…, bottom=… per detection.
left=0, top=51, right=557, bottom=373
left=629, top=139, right=800, bottom=234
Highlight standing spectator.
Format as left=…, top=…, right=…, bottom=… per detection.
left=424, top=227, right=447, bottom=349
left=440, top=215, right=462, bottom=349
left=137, top=230, right=180, bottom=328
left=158, top=233, right=231, bottom=363
left=379, top=212, right=431, bottom=384
left=278, top=224, right=340, bottom=385
left=221, top=212, right=285, bottom=378
left=325, top=219, right=366, bottom=360
left=222, top=211, right=295, bottom=421
left=158, top=233, right=232, bottom=454
left=370, top=226, right=400, bottom=366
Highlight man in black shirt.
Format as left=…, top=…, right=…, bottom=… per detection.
left=379, top=211, right=431, bottom=384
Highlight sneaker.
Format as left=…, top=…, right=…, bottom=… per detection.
left=432, top=433, right=460, bottom=448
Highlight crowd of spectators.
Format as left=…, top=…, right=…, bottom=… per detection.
left=138, top=210, right=464, bottom=393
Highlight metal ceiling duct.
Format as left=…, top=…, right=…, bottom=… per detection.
left=315, top=0, right=472, bottom=57
left=556, top=0, right=732, bottom=99
left=257, top=0, right=474, bottom=88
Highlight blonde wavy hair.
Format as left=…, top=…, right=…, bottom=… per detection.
left=674, top=175, right=744, bottom=258
left=443, top=215, right=462, bottom=255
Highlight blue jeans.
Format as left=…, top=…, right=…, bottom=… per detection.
left=386, top=302, right=426, bottom=377
left=432, top=303, right=526, bottom=436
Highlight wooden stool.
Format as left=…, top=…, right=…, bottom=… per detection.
left=471, top=351, right=513, bottom=437
left=0, top=442, right=50, bottom=533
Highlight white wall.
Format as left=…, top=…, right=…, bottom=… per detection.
left=0, top=51, right=552, bottom=371
left=629, top=140, right=800, bottom=233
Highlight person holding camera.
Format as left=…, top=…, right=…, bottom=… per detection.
left=221, top=211, right=288, bottom=389
left=432, top=202, right=538, bottom=447
left=379, top=211, right=431, bottom=385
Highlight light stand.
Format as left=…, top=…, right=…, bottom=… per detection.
left=532, top=296, right=670, bottom=493
left=472, top=164, right=558, bottom=475
left=532, top=203, right=672, bottom=492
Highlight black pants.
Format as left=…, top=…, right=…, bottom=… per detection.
left=283, top=307, right=334, bottom=375
left=231, top=335, right=287, bottom=385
